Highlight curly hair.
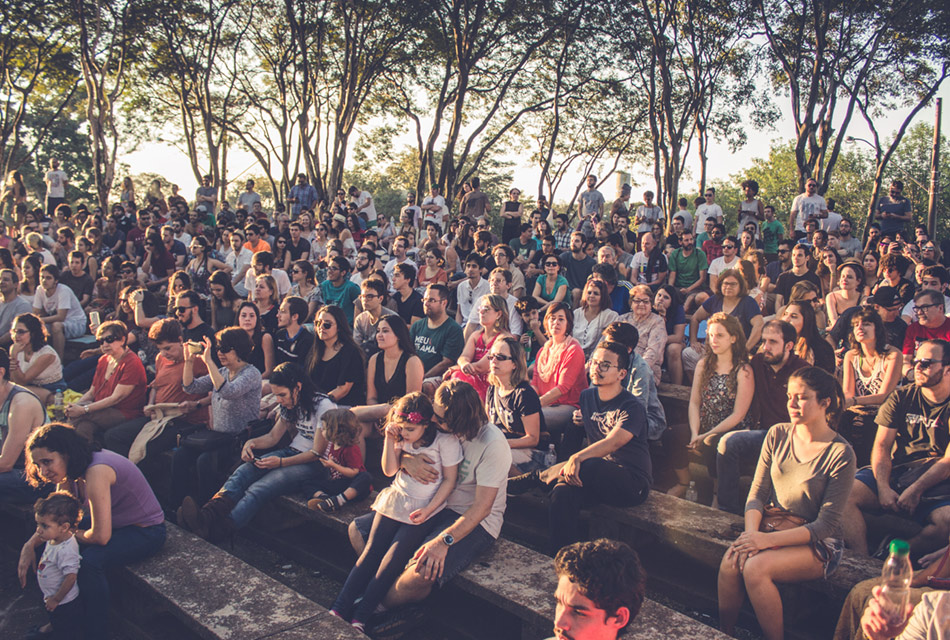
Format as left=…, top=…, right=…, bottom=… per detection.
left=12, top=313, right=48, bottom=351
left=34, top=491, right=82, bottom=528
left=554, top=538, right=646, bottom=631
left=25, top=423, right=100, bottom=487
left=321, top=408, right=361, bottom=448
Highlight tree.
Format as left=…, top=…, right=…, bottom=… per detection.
left=73, top=0, right=148, bottom=209
left=0, top=1, right=80, bottom=182
left=141, top=0, right=253, bottom=201
left=758, top=0, right=947, bottom=207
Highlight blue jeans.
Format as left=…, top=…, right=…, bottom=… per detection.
left=715, top=430, right=767, bottom=515
left=0, top=468, right=50, bottom=504
left=63, top=355, right=99, bottom=392
left=79, top=522, right=166, bottom=639
left=221, top=448, right=326, bottom=529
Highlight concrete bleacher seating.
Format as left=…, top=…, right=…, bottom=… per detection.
left=272, top=494, right=731, bottom=640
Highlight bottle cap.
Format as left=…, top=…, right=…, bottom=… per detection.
left=889, top=539, right=910, bottom=555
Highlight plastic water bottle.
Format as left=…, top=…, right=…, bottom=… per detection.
left=684, top=481, right=699, bottom=503
left=543, top=444, right=557, bottom=468
left=52, top=390, right=63, bottom=420
left=879, top=539, right=913, bottom=626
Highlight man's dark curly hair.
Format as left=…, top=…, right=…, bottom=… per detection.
left=554, top=539, right=645, bottom=631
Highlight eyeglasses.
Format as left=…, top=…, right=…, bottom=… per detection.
left=97, top=334, right=121, bottom=346
left=12, top=328, right=29, bottom=335
left=327, top=266, right=340, bottom=272
left=319, top=321, right=335, bottom=329
left=722, top=244, right=736, bottom=249
left=360, top=293, right=378, bottom=299
left=291, top=269, right=301, bottom=274
left=174, top=306, right=193, bottom=314
left=913, top=358, right=941, bottom=369
left=487, top=353, right=512, bottom=362
left=432, top=413, right=447, bottom=425
left=589, top=359, right=619, bottom=372
left=913, top=303, right=942, bottom=314
left=720, top=281, right=740, bottom=288
left=217, top=346, right=233, bottom=355
left=544, top=262, right=559, bottom=267
left=631, top=298, right=652, bottom=305
left=777, top=249, right=790, bottom=254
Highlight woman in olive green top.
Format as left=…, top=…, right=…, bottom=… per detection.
left=718, top=366, right=856, bottom=640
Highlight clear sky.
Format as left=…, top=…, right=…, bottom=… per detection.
left=123, top=84, right=948, bottom=207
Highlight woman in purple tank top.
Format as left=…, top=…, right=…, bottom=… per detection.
left=17, top=423, right=166, bottom=639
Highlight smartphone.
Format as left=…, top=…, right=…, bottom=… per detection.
left=90, top=311, right=101, bottom=327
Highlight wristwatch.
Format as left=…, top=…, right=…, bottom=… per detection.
left=440, top=533, right=455, bottom=547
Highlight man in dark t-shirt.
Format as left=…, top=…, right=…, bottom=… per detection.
left=842, top=339, right=950, bottom=556
left=559, top=231, right=595, bottom=306
left=59, top=251, right=94, bottom=308
left=544, top=342, right=651, bottom=554
left=275, top=296, right=315, bottom=367
left=872, top=286, right=908, bottom=350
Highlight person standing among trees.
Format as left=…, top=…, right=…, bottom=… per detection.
left=577, top=175, right=604, bottom=238
left=789, top=178, right=828, bottom=240
left=44, top=159, right=68, bottom=219
left=875, top=180, right=913, bottom=240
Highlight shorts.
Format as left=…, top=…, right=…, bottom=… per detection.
left=64, top=318, right=87, bottom=340
left=41, top=379, right=68, bottom=393
left=352, top=508, right=494, bottom=588
left=855, top=467, right=950, bottom=521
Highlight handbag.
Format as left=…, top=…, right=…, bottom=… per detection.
left=759, top=506, right=807, bottom=532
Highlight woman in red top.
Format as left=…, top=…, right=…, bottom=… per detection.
left=531, top=301, right=588, bottom=456
left=65, top=320, right=147, bottom=442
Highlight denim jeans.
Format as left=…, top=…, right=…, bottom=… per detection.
left=63, top=355, right=99, bottom=392
left=79, top=522, right=166, bottom=639
left=221, top=448, right=326, bottom=529
left=170, top=440, right=236, bottom=508
left=715, top=429, right=767, bottom=515
left=0, top=468, right=50, bottom=504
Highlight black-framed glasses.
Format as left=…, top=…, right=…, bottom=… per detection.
left=432, top=413, right=447, bottom=425
left=319, top=321, right=334, bottom=329
left=97, top=334, right=121, bottom=346
left=631, top=298, right=652, bottom=305
left=487, top=353, right=512, bottom=362
left=913, top=303, right=942, bottom=314
left=359, top=293, right=378, bottom=299
left=11, top=328, right=29, bottom=335
left=217, top=346, right=233, bottom=355
left=327, top=266, right=341, bottom=272
left=589, top=359, right=618, bottom=372
left=722, top=244, right=736, bottom=249
left=913, top=358, right=941, bottom=369
left=545, top=262, right=559, bottom=267
left=175, top=306, right=192, bottom=314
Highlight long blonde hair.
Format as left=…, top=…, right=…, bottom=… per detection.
left=699, top=312, right=749, bottom=394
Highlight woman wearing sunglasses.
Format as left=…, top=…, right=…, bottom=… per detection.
left=64, top=321, right=147, bottom=442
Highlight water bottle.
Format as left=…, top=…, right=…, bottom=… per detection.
left=543, top=444, right=557, bottom=468
left=52, top=390, right=64, bottom=421
left=684, top=480, right=699, bottom=503
left=879, top=539, right=913, bottom=626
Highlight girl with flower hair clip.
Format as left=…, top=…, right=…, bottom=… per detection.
left=329, top=392, right=463, bottom=633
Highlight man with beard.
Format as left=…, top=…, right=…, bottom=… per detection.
left=841, top=339, right=950, bottom=557
left=713, top=320, right=807, bottom=513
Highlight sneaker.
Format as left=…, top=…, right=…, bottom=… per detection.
left=872, top=534, right=897, bottom=561
left=506, top=469, right=543, bottom=495
left=366, top=604, right=427, bottom=640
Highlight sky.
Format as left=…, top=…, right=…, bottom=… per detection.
left=123, top=83, right=949, bottom=207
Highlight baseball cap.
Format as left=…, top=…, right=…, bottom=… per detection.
left=871, top=286, right=900, bottom=308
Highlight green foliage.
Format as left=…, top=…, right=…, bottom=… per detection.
left=882, top=123, right=950, bottom=238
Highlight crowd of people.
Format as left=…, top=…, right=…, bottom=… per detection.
left=1, top=162, right=949, bottom=639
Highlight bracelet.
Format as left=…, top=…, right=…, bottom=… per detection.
left=84, top=405, right=90, bottom=414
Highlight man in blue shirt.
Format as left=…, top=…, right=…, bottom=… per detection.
left=287, top=173, right=318, bottom=217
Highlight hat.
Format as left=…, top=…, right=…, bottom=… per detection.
left=837, top=259, right=865, bottom=281
left=871, top=286, right=901, bottom=308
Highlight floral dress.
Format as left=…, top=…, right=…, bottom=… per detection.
left=699, top=372, right=753, bottom=435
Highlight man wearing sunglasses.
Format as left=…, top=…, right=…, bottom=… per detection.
left=901, top=290, right=950, bottom=378
left=841, top=339, right=950, bottom=558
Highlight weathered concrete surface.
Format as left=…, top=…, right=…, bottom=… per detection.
left=124, top=524, right=361, bottom=639
left=596, top=492, right=881, bottom=598
left=266, top=611, right=365, bottom=639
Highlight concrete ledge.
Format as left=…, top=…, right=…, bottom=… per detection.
left=119, top=523, right=362, bottom=639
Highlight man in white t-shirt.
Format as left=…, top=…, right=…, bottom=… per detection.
left=44, top=158, right=68, bottom=218
left=421, top=185, right=448, bottom=233
left=33, top=264, right=86, bottom=357
left=456, top=255, right=490, bottom=325
left=789, top=178, right=828, bottom=237
left=821, top=197, right=842, bottom=232
left=694, top=187, right=723, bottom=229
left=707, top=235, right=741, bottom=292
left=243, top=251, right=291, bottom=297
left=349, top=185, right=377, bottom=227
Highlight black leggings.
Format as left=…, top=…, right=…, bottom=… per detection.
left=332, top=512, right=437, bottom=623
left=548, top=458, right=649, bottom=554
